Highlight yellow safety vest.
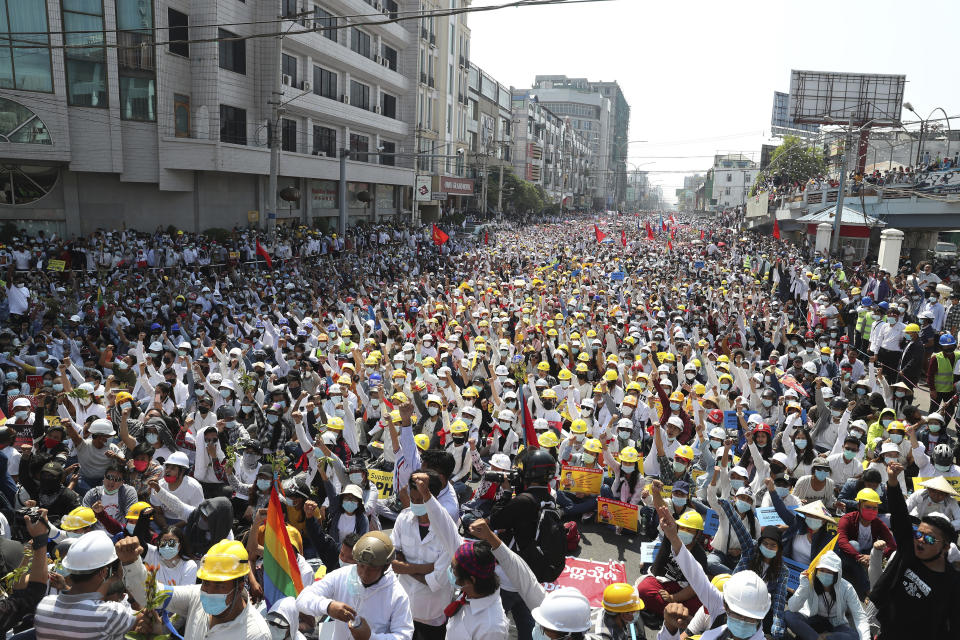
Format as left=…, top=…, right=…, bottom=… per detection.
left=933, top=352, right=955, bottom=393
left=860, top=311, right=874, bottom=339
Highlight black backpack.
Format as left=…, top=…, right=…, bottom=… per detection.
left=516, top=498, right=567, bottom=582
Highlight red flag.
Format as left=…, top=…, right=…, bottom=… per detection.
left=594, top=225, right=606, bottom=243
left=645, top=221, right=654, bottom=240
left=621, top=230, right=627, bottom=247
left=669, top=213, right=677, bottom=225
left=518, top=385, right=539, bottom=449
left=700, top=230, right=704, bottom=241
left=667, top=240, right=673, bottom=251
left=484, top=231, right=489, bottom=245
left=772, top=219, right=781, bottom=240
left=670, top=227, right=675, bottom=241
left=432, top=224, right=449, bottom=245
left=256, top=239, right=273, bottom=268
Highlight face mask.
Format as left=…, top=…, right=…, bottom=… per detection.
left=831, top=409, right=843, bottom=418
left=15, top=411, right=28, bottom=421
left=427, top=406, right=439, bottom=417
left=349, top=472, right=364, bottom=485
left=935, top=463, right=951, bottom=473
left=582, top=453, right=596, bottom=465
left=881, top=419, right=891, bottom=427
left=720, top=384, right=730, bottom=391
left=888, top=433, right=903, bottom=444
left=256, top=478, right=272, bottom=491
left=735, top=499, right=752, bottom=514
left=814, top=470, right=828, bottom=481
left=677, top=530, right=695, bottom=546
left=762, top=399, right=773, bottom=408
left=118, top=361, right=129, bottom=371
left=794, top=438, right=807, bottom=449
left=619, top=430, right=631, bottom=441
left=860, top=506, right=878, bottom=521
left=164, top=474, right=179, bottom=484
left=726, top=616, right=759, bottom=639
left=887, top=317, right=896, bottom=325
left=145, top=432, right=159, bottom=445
left=672, top=496, right=687, bottom=509
left=159, top=543, right=179, bottom=560
left=759, top=544, right=778, bottom=559
left=895, top=391, right=905, bottom=398
left=409, top=501, right=428, bottom=517
left=622, top=406, right=633, bottom=417
left=672, top=461, right=686, bottom=474
left=730, top=479, right=744, bottom=491
left=446, top=565, right=459, bottom=588
left=929, top=423, right=942, bottom=433
left=709, top=439, right=722, bottom=450
left=843, top=449, right=856, bottom=461
left=267, top=414, right=279, bottom=424
left=241, top=405, right=253, bottom=414
left=816, top=571, right=835, bottom=587
left=685, top=372, right=696, bottom=381
left=574, top=434, right=585, bottom=443
left=856, top=387, right=866, bottom=395
left=198, top=406, right=210, bottom=415
left=343, top=500, right=359, bottom=514
left=670, top=402, right=680, bottom=411
left=804, top=516, right=824, bottom=531
left=199, top=591, right=230, bottom=616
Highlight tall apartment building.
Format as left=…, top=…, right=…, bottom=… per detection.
left=464, top=62, right=512, bottom=214
left=402, top=0, right=473, bottom=220
left=711, top=153, right=759, bottom=211
left=534, top=75, right=630, bottom=208
left=0, top=0, right=418, bottom=235
left=510, top=91, right=592, bottom=208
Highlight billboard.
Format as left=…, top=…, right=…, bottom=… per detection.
left=788, top=71, right=905, bottom=126
left=760, top=144, right=777, bottom=170
left=771, top=91, right=820, bottom=137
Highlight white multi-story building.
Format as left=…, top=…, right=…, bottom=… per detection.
left=0, top=0, right=416, bottom=234
left=711, top=154, right=759, bottom=210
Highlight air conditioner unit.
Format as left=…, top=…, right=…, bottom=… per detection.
left=341, top=95, right=349, bottom=104
left=302, top=80, right=311, bottom=92
left=375, top=2, right=383, bottom=10
left=374, top=55, right=382, bottom=63
left=375, top=106, right=382, bottom=114
left=381, top=58, right=390, bottom=68
left=282, top=74, right=292, bottom=86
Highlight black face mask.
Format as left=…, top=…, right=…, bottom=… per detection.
left=198, top=406, right=210, bottom=414
left=39, top=476, right=61, bottom=493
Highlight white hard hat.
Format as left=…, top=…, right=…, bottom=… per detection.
left=77, top=382, right=95, bottom=395
left=709, top=427, right=726, bottom=440
left=61, top=530, right=118, bottom=573
left=722, top=570, right=771, bottom=620
left=666, top=416, right=683, bottom=429
left=166, top=451, right=190, bottom=468
left=617, top=418, right=633, bottom=431
left=149, top=341, right=163, bottom=352
left=533, top=418, right=549, bottom=430
left=802, top=362, right=817, bottom=374
left=498, top=409, right=515, bottom=422
left=489, top=453, right=511, bottom=470
left=321, top=431, right=338, bottom=446
left=821, top=386, right=834, bottom=399
left=495, top=365, right=509, bottom=376
left=531, top=587, right=592, bottom=633
left=89, top=419, right=116, bottom=437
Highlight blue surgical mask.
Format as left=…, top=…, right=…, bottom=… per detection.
left=53, top=383, right=63, bottom=391
left=672, top=496, right=688, bottom=509
left=816, top=571, right=835, bottom=587
left=730, top=479, right=744, bottom=491
left=199, top=591, right=230, bottom=616
left=672, top=461, right=686, bottom=473
left=762, top=399, right=773, bottom=408
left=726, top=616, right=759, bottom=639
left=410, top=501, right=428, bottom=517
left=735, top=499, right=752, bottom=513
left=159, top=543, right=180, bottom=560
left=256, top=478, right=272, bottom=491
left=794, top=439, right=807, bottom=449
left=856, top=387, right=867, bottom=395
left=220, top=388, right=232, bottom=398
left=804, top=516, right=824, bottom=531
left=759, top=544, right=777, bottom=559
left=929, top=423, right=942, bottom=433
left=677, top=530, right=695, bottom=546
left=814, top=469, right=829, bottom=481
left=342, top=500, right=359, bottom=514
left=776, top=486, right=789, bottom=498
left=145, top=433, right=158, bottom=444
left=446, top=565, right=459, bottom=588
left=881, top=419, right=892, bottom=427
left=267, top=414, right=279, bottom=424
left=895, top=391, right=905, bottom=398
left=349, top=472, right=364, bottom=485
left=843, top=449, right=856, bottom=461
left=670, top=402, right=680, bottom=411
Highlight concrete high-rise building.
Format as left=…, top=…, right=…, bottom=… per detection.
left=465, top=62, right=512, bottom=215
left=711, top=154, right=759, bottom=211
left=534, top=75, right=630, bottom=209
left=0, top=0, right=426, bottom=235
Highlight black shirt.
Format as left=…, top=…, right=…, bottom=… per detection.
left=489, top=487, right=551, bottom=551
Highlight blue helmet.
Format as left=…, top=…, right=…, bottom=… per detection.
left=834, top=263, right=843, bottom=269
left=940, top=334, right=957, bottom=347
left=861, top=297, right=873, bottom=306
left=368, top=373, right=383, bottom=385
left=877, top=301, right=889, bottom=311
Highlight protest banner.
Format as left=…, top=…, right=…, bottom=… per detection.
left=559, top=466, right=603, bottom=495
left=47, top=260, right=65, bottom=271
left=367, top=469, right=394, bottom=499
left=541, top=558, right=627, bottom=607
left=596, top=497, right=638, bottom=532
left=913, top=476, right=960, bottom=493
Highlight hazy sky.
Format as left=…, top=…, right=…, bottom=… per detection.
left=469, top=0, right=960, bottom=205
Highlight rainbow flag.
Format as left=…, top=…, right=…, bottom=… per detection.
left=263, top=484, right=304, bottom=607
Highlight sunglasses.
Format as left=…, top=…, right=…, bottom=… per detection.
left=105, top=475, right=123, bottom=482
left=913, top=526, right=939, bottom=546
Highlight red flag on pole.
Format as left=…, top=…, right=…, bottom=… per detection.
left=621, top=230, right=627, bottom=247
left=670, top=227, right=675, bottom=241
left=484, top=231, right=489, bottom=245
left=646, top=221, right=654, bottom=240
left=256, top=239, right=273, bottom=268
left=667, top=240, right=673, bottom=251
left=700, top=230, right=704, bottom=241
left=772, top=219, right=781, bottom=240
left=518, top=385, right=539, bottom=450
left=594, top=225, right=606, bottom=243
left=432, top=224, right=449, bottom=245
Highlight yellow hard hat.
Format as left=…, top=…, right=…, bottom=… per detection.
left=677, top=510, right=705, bottom=531
left=462, top=386, right=480, bottom=398
left=542, top=389, right=558, bottom=400
left=450, top=419, right=470, bottom=434
left=61, top=506, right=97, bottom=531
left=626, top=381, right=643, bottom=392
left=422, top=356, right=437, bottom=367
left=904, top=323, right=920, bottom=334
left=538, top=431, right=560, bottom=448
left=716, top=355, right=730, bottom=363
left=196, top=539, right=250, bottom=581
left=602, top=582, right=644, bottom=613
left=886, top=420, right=905, bottom=432
left=622, top=394, right=638, bottom=407
left=606, top=354, right=619, bottom=364
left=537, top=361, right=551, bottom=372
left=391, top=369, right=407, bottom=380
left=390, top=410, right=402, bottom=424
left=115, top=391, right=134, bottom=405
left=577, top=352, right=591, bottom=362
left=126, top=501, right=153, bottom=522
left=711, top=573, right=732, bottom=591
left=575, top=363, right=589, bottom=373
left=675, top=445, right=695, bottom=461
left=856, top=488, right=881, bottom=504
left=326, top=416, right=345, bottom=431
left=571, top=419, right=588, bottom=433
left=618, top=446, right=640, bottom=463
left=604, top=370, right=618, bottom=382
left=558, top=369, right=573, bottom=381
left=414, top=434, right=430, bottom=450
left=583, top=438, right=603, bottom=453
left=669, top=391, right=685, bottom=403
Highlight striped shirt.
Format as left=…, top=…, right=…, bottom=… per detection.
left=34, top=591, right=136, bottom=640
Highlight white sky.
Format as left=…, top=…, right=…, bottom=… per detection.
left=469, top=0, right=960, bottom=205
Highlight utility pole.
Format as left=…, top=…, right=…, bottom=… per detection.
left=338, top=148, right=349, bottom=236
left=496, top=163, right=503, bottom=215
left=830, top=124, right=852, bottom=256
left=266, top=23, right=282, bottom=239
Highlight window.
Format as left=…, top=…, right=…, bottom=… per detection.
left=116, top=0, right=156, bottom=121
left=313, top=125, right=336, bottom=157
left=174, top=94, right=190, bottom=137
left=219, top=104, right=246, bottom=145
left=350, top=28, right=371, bottom=58
left=724, top=187, right=731, bottom=196
left=314, top=7, right=337, bottom=41
left=281, top=118, right=297, bottom=152
left=447, top=105, right=452, bottom=134
left=0, top=0, right=53, bottom=92
left=282, top=53, right=297, bottom=86
left=62, top=0, right=108, bottom=106
left=282, top=0, right=297, bottom=18
left=381, top=93, right=396, bottom=119
left=385, top=0, right=398, bottom=19
left=381, top=44, right=397, bottom=72
left=726, top=173, right=732, bottom=182
left=168, top=9, right=188, bottom=57
left=350, top=80, right=370, bottom=111
left=380, top=141, right=395, bottom=166
left=313, top=66, right=336, bottom=100
left=350, top=133, right=369, bottom=162
left=218, top=29, right=245, bottom=74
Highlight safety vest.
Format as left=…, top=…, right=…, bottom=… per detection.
left=933, top=352, right=955, bottom=393
left=858, top=311, right=874, bottom=339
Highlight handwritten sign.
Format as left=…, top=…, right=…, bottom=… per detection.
left=609, top=271, right=626, bottom=281
left=228, top=251, right=240, bottom=260
left=783, top=557, right=806, bottom=591
left=702, top=509, right=720, bottom=536
left=640, top=541, right=661, bottom=563
left=559, top=466, right=604, bottom=495
left=597, top=497, right=639, bottom=532
left=47, top=259, right=65, bottom=271
left=541, top=558, right=627, bottom=608
left=755, top=505, right=795, bottom=527
left=693, top=261, right=705, bottom=270
left=26, top=375, right=44, bottom=391
left=367, top=468, right=394, bottom=499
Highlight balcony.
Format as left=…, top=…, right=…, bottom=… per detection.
left=430, top=33, right=436, bottom=46
left=428, top=76, right=435, bottom=88
left=421, top=27, right=429, bottom=40
left=458, top=55, right=465, bottom=67
left=420, top=72, right=427, bottom=84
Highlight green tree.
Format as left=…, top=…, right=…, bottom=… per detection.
left=752, top=135, right=827, bottom=195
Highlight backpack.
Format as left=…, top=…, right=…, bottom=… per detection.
left=517, top=499, right=568, bottom=582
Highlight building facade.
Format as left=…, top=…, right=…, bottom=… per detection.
left=0, top=0, right=419, bottom=235
left=465, top=62, right=512, bottom=214
left=711, top=154, right=759, bottom=211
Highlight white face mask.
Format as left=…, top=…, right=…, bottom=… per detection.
left=428, top=406, right=439, bottom=417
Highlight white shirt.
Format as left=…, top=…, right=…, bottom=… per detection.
left=390, top=508, right=455, bottom=625
left=150, top=476, right=204, bottom=522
